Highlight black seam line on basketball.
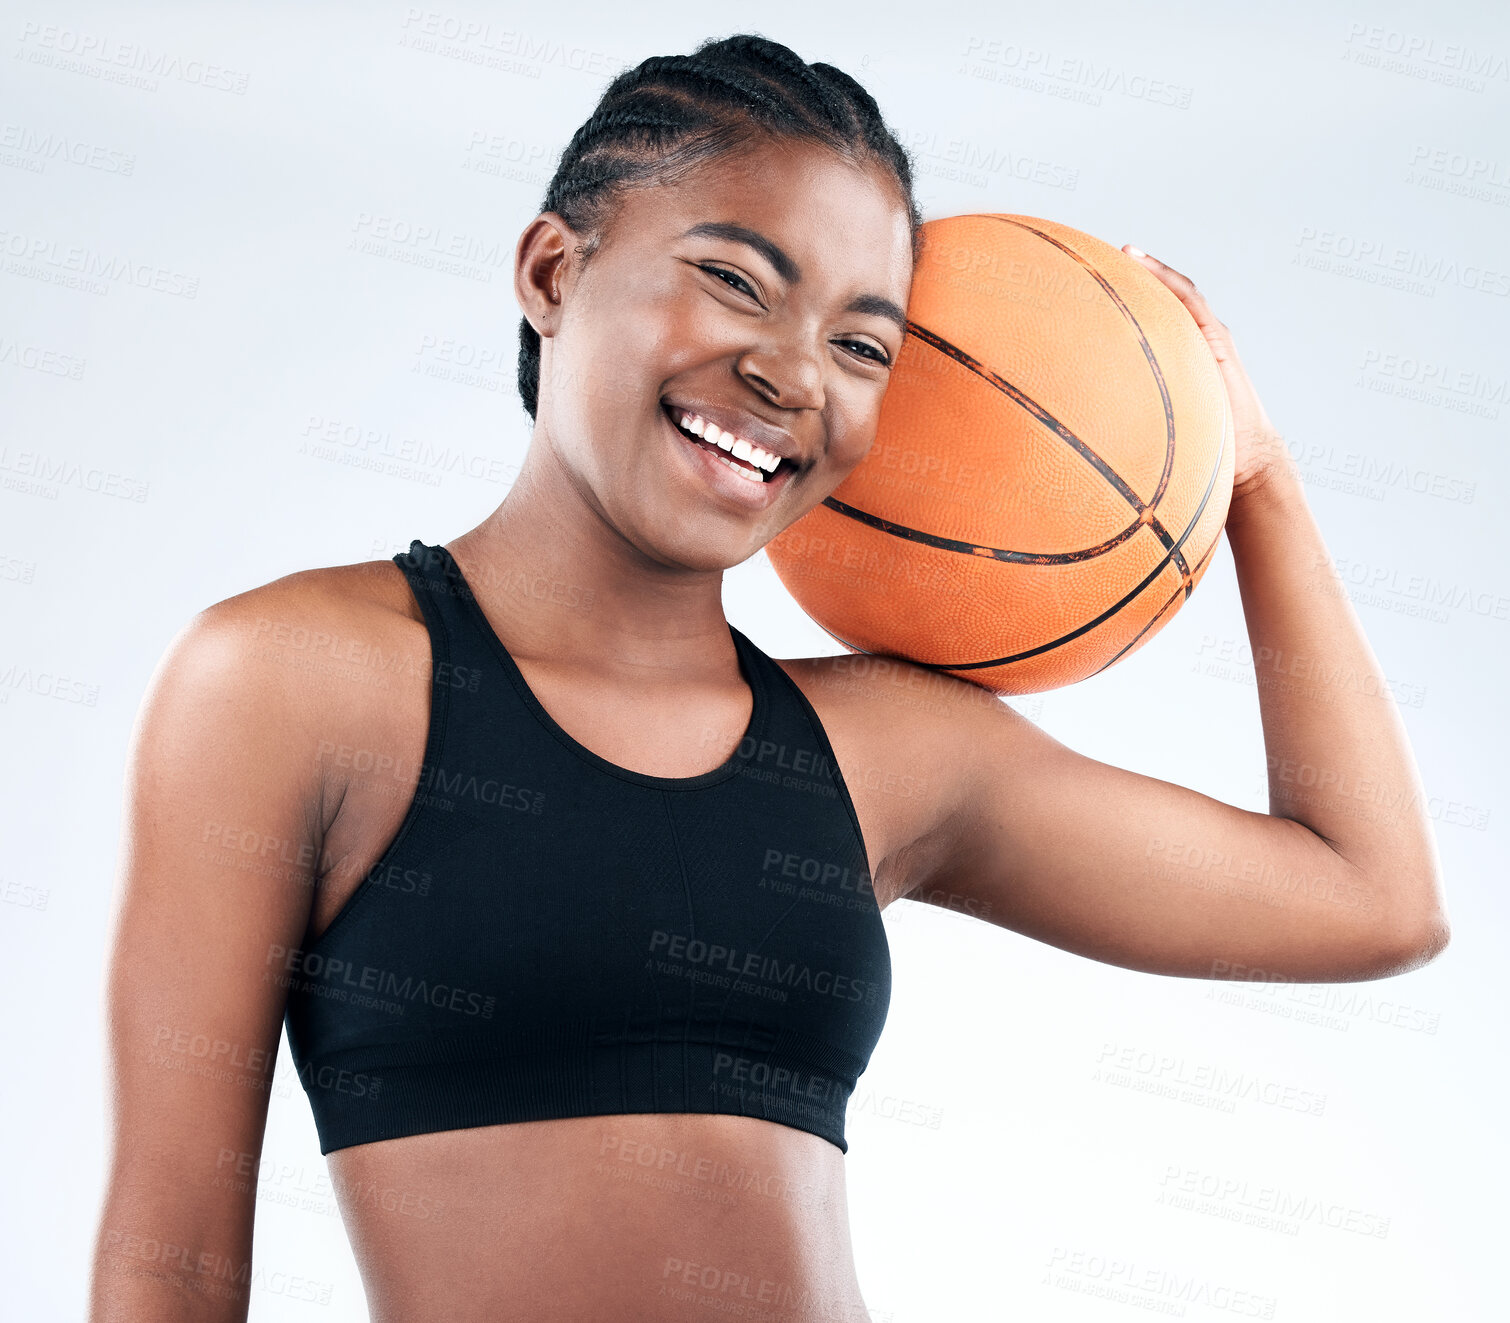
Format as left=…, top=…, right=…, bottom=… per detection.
left=828, top=315, right=1191, bottom=570
left=819, top=325, right=1143, bottom=564
left=830, top=410, right=1231, bottom=673
left=986, top=215, right=1189, bottom=580
left=942, top=413, right=1229, bottom=671
left=1084, top=526, right=1225, bottom=681
left=891, top=321, right=1158, bottom=552
left=820, top=493, right=1143, bottom=564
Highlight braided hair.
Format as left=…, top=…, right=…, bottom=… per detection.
left=516, top=32, right=924, bottom=420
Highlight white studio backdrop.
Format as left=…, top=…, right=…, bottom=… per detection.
left=2, top=1, right=1505, bottom=1318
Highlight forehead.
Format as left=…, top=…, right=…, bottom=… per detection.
left=612, top=137, right=913, bottom=289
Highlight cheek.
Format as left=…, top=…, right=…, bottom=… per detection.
left=563, top=328, right=649, bottom=414
left=559, top=281, right=676, bottom=410
left=828, top=401, right=883, bottom=472
left=652, top=294, right=736, bottom=373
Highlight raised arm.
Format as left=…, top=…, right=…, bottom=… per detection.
left=89, top=595, right=328, bottom=1320
left=890, top=251, right=1449, bottom=981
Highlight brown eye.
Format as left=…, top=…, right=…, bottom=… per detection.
left=841, top=340, right=891, bottom=367
left=700, top=264, right=759, bottom=299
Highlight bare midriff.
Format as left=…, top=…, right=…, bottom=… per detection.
left=326, top=1110, right=870, bottom=1322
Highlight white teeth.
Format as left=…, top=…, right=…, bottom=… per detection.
left=675, top=408, right=786, bottom=475
left=715, top=452, right=764, bottom=483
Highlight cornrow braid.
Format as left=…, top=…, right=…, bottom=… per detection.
left=516, top=32, right=924, bottom=421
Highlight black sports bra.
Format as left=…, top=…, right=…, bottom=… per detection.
left=279, top=540, right=892, bottom=1154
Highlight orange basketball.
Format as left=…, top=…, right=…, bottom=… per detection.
left=766, top=213, right=1234, bottom=695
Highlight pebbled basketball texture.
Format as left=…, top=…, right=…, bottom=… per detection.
left=766, top=213, right=1235, bottom=695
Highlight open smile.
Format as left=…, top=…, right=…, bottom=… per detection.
left=660, top=400, right=798, bottom=510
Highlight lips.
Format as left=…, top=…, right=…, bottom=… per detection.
left=659, top=396, right=805, bottom=470
left=659, top=401, right=798, bottom=508
left=661, top=401, right=770, bottom=475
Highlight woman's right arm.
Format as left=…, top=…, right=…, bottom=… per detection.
left=89, top=593, right=331, bottom=1321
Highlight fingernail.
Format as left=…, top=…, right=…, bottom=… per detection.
left=1125, top=245, right=1146, bottom=257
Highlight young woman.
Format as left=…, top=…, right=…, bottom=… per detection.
left=89, top=33, right=1449, bottom=1323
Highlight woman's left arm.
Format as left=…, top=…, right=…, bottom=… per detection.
left=891, top=249, right=1450, bottom=981
left=1129, top=245, right=1446, bottom=903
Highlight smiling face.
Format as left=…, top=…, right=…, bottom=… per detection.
left=519, top=134, right=916, bottom=572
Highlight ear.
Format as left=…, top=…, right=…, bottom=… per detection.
left=514, top=212, right=577, bottom=338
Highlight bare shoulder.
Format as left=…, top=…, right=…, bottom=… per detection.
left=174, top=555, right=428, bottom=815
left=769, top=650, right=1029, bottom=909
left=197, top=555, right=421, bottom=651
left=194, top=555, right=424, bottom=678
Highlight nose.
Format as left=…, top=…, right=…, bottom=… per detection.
left=736, top=341, right=825, bottom=412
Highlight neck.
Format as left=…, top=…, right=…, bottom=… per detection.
left=448, top=432, right=740, bottom=676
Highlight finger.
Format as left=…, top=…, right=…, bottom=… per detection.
left=1122, top=246, right=1271, bottom=434
left=1121, top=245, right=1224, bottom=335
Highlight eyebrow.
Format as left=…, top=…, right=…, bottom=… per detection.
left=680, top=221, right=909, bottom=336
